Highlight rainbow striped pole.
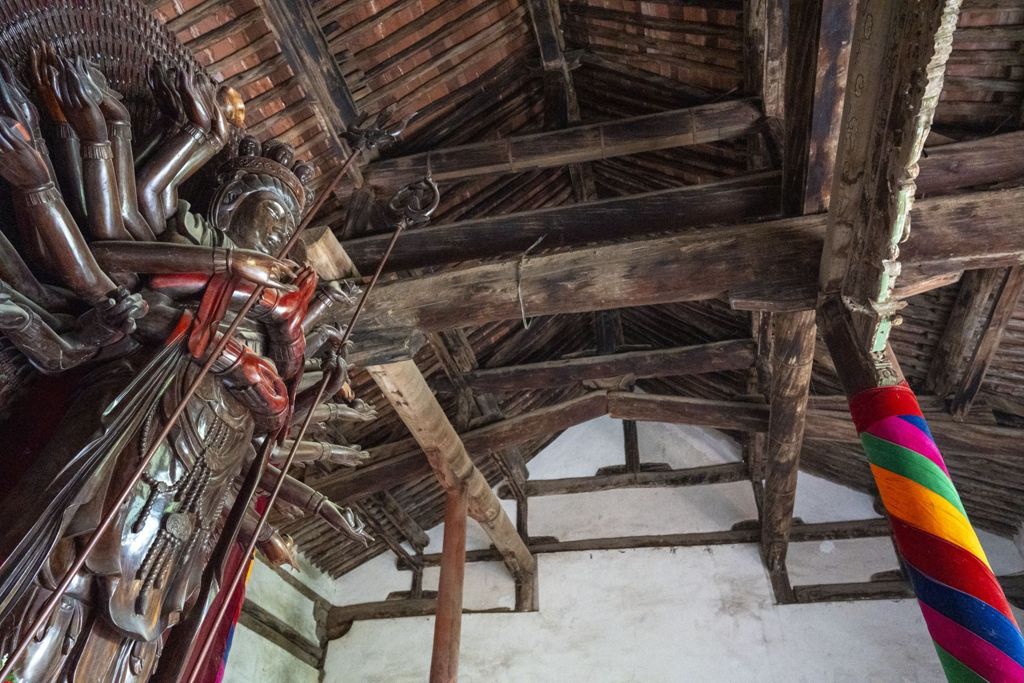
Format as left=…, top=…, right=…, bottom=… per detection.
left=818, top=300, right=1024, bottom=681
left=850, top=382, right=1024, bottom=680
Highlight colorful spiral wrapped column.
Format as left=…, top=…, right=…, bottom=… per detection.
left=849, top=382, right=1024, bottom=681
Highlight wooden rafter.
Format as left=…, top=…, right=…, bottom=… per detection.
left=523, top=0, right=595, bottom=199
left=431, top=340, right=756, bottom=394
left=258, top=0, right=361, bottom=185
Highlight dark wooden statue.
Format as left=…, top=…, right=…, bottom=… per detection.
left=0, top=2, right=382, bottom=681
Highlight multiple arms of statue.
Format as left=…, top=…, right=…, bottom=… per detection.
left=136, top=69, right=214, bottom=235
left=0, top=282, right=140, bottom=373
left=0, top=116, right=120, bottom=303
left=82, top=61, right=155, bottom=241
left=28, top=45, right=87, bottom=226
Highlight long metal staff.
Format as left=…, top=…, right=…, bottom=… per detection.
left=0, top=143, right=364, bottom=683
left=183, top=176, right=438, bottom=683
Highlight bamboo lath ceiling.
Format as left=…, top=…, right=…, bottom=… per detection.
left=147, top=0, right=1024, bottom=577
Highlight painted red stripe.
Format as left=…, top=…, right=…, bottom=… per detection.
left=849, top=383, right=923, bottom=433
left=891, top=516, right=1017, bottom=624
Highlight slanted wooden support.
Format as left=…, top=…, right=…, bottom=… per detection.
left=258, top=0, right=360, bottom=147
left=447, top=340, right=757, bottom=393
left=431, top=492, right=467, bottom=683
left=363, top=100, right=762, bottom=191
left=926, top=266, right=1024, bottom=418
left=819, top=0, right=961, bottom=351
left=355, top=185, right=1024, bottom=333
left=760, top=310, right=816, bottom=603
left=367, top=360, right=538, bottom=611
left=346, top=172, right=781, bottom=273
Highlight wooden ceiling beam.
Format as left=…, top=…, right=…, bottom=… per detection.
left=503, top=461, right=750, bottom=498
left=362, top=99, right=763, bottom=191
left=438, top=340, right=757, bottom=394
left=354, top=186, right=1024, bottom=334
left=819, top=0, right=961, bottom=351
left=345, top=171, right=781, bottom=271
left=346, top=127, right=1024, bottom=272
left=926, top=266, right=1024, bottom=418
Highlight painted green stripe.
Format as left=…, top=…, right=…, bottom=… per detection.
left=935, top=643, right=987, bottom=683
left=861, top=433, right=966, bottom=517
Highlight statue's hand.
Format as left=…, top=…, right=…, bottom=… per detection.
left=0, top=291, right=31, bottom=329
left=0, top=116, right=51, bottom=188
left=321, top=502, right=373, bottom=546
left=230, top=250, right=300, bottom=291
left=148, top=63, right=184, bottom=125
left=92, top=287, right=148, bottom=336
left=51, top=58, right=107, bottom=143
left=177, top=70, right=212, bottom=132
left=0, top=60, right=41, bottom=133
left=30, top=45, right=66, bottom=125
left=81, top=59, right=130, bottom=125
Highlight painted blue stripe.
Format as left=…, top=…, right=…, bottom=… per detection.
left=904, top=562, right=1024, bottom=667
left=899, top=414, right=934, bottom=440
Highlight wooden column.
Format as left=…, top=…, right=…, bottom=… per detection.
left=430, top=491, right=468, bottom=683
left=761, top=310, right=816, bottom=603
left=819, top=0, right=961, bottom=350
left=367, top=360, right=537, bottom=610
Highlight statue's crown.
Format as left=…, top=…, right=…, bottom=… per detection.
left=216, top=136, right=314, bottom=214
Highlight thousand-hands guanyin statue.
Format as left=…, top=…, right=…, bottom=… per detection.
left=0, top=1, right=408, bottom=680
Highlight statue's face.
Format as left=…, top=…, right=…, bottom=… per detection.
left=226, top=191, right=297, bottom=255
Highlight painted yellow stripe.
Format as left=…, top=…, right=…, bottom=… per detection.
left=871, top=465, right=991, bottom=571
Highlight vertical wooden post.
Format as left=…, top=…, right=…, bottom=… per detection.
left=761, top=309, right=816, bottom=603
left=623, top=420, right=641, bottom=474
left=431, top=491, right=468, bottom=683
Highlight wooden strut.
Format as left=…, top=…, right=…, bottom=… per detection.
left=367, top=360, right=538, bottom=611
left=430, top=492, right=468, bottom=683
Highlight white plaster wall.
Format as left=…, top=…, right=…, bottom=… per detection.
left=323, top=417, right=1024, bottom=682
left=223, top=551, right=334, bottom=682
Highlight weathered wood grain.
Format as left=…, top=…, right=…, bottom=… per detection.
left=363, top=99, right=763, bottom=190
left=354, top=186, right=1024, bottom=333
left=447, top=340, right=756, bottom=393
left=761, top=310, right=816, bottom=603
left=820, top=0, right=961, bottom=350
left=367, top=361, right=536, bottom=588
